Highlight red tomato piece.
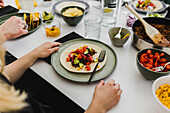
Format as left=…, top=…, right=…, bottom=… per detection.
left=160, top=53, right=165, bottom=57
left=138, top=0, right=142, bottom=4
left=165, top=65, right=170, bottom=70
left=86, top=62, right=90, bottom=65
left=85, top=65, right=91, bottom=71
left=147, top=49, right=152, bottom=54
left=77, top=54, right=82, bottom=60
left=150, top=3, right=153, bottom=6
left=66, top=57, right=70, bottom=62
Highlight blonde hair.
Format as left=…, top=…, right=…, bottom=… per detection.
left=0, top=36, right=28, bottom=112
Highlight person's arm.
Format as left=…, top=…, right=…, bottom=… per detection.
left=0, top=0, right=4, bottom=8
left=3, top=42, right=61, bottom=84
left=0, top=16, right=28, bottom=44
left=85, top=80, right=122, bottom=113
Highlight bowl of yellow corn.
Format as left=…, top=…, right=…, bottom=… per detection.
left=61, top=6, right=85, bottom=26
left=108, top=27, right=131, bottom=47
left=152, top=76, right=170, bottom=113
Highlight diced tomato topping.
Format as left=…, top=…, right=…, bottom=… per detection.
left=83, top=46, right=87, bottom=52
left=166, top=65, right=170, bottom=70
left=86, top=62, right=90, bottom=65
left=85, top=65, right=91, bottom=71
left=66, top=57, right=70, bottom=62
left=138, top=0, right=142, bottom=4
left=77, top=54, right=82, bottom=60
left=150, top=3, right=153, bottom=6
left=147, top=49, right=152, bottom=54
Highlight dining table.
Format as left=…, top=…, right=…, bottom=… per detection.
left=3, top=0, right=165, bottom=113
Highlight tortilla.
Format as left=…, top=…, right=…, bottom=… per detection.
left=60, top=43, right=107, bottom=73
left=132, top=0, right=163, bottom=12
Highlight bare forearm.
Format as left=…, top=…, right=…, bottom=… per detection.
left=4, top=51, right=38, bottom=83
left=85, top=101, right=106, bottom=113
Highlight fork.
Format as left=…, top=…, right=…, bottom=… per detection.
left=152, top=62, right=170, bottom=72
left=114, top=27, right=122, bottom=38
left=88, top=50, right=106, bottom=84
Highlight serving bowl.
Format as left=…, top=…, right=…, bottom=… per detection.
left=132, top=17, right=170, bottom=54
left=61, top=6, right=85, bottom=26
left=108, top=27, right=131, bottom=47
left=152, top=76, right=170, bottom=113
left=136, top=48, right=170, bottom=80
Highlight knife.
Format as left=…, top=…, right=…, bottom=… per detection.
left=88, top=50, right=106, bottom=84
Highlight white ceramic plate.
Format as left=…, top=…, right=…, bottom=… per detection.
left=132, top=0, right=167, bottom=14
left=60, top=43, right=107, bottom=73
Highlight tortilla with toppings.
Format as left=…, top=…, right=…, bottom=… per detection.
left=132, top=0, right=163, bottom=12
left=60, top=43, right=107, bottom=73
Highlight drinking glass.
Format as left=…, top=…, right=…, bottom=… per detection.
left=84, top=10, right=103, bottom=40
left=101, top=0, right=119, bottom=27
left=20, top=0, right=34, bottom=13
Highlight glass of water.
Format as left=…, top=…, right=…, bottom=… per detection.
left=101, top=0, right=119, bottom=27
left=84, top=14, right=103, bottom=40
left=20, top=0, right=34, bottom=13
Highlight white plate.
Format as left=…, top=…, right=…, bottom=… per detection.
left=53, top=0, right=90, bottom=15
left=132, top=0, right=167, bottom=14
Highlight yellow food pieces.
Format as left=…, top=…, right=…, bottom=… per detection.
left=77, top=68, right=80, bottom=71
left=63, top=8, right=83, bottom=17
left=122, top=34, right=130, bottom=39
left=46, top=26, right=60, bottom=37
left=15, top=0, right=21, bottom=9
left=34, top=0, right=37, bottom=7
left=155, top=84, right=170, bottom=109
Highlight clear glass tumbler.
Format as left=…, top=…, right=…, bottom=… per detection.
left=84, top=14, right=103, bottom=40
left=101, top=0, right=119, bottom=27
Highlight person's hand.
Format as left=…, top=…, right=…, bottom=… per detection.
left=31, top=42, right=62, bottom=58
left=0, top=0, right=4, bottom=8
left=86, top=79, right=122, bottom=113
left=0, top=16, right=28, bottom=42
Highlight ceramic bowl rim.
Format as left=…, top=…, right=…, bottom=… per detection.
left=152, top=76, right=170, bottom=111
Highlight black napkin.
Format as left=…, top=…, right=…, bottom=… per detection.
left=0, top=5, right=19, bottom=17
left=42, top=32, right=84, bottom=64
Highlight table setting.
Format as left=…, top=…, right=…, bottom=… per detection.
left=1, top=0, right=170, bottom=113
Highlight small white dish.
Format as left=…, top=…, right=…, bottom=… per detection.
left=152, top=76, right=170, bottom=113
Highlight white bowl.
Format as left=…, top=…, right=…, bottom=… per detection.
left=152, top=76, right=170, bottom=113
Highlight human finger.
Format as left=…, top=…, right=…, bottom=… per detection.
left=107, top=79, right=115, bottom=86
left=21, top=20, right=27, bottom=25
left=118, top=89, right=122, bottom=95
left=22, top=29, right=28, bottom=34
left=0, top=3, right=4, bottom=8
left=49, top=47, right=60, bottom=53
left=97, top=80, right=105, bottom=88
left=0, top=0, right=4, bottom=3
left=114, top=83, right=120, bottom=89
left=49, top=42, right=62, bottom=48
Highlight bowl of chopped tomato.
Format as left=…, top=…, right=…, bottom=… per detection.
left=136, top=48, right=170, bottom=80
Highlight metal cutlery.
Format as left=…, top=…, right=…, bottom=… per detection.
left=152, top=62, right=170, bottom=72
left=88, top=50, right=106, bottom=84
